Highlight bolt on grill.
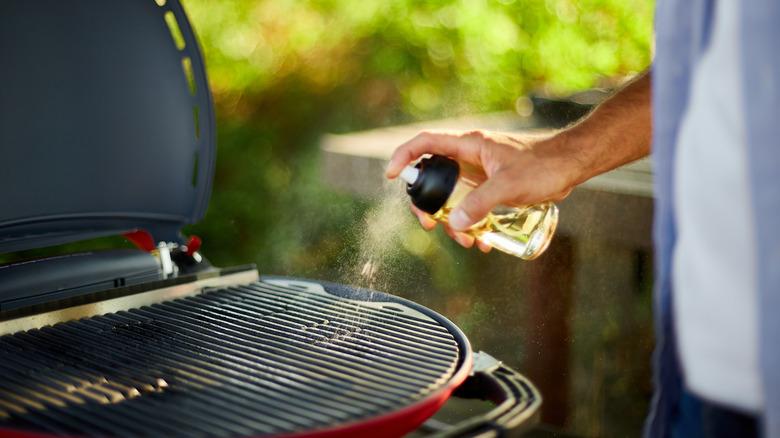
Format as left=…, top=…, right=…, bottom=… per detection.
left=0, top=280, right=462, bottom=437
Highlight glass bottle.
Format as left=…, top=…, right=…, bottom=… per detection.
left=400, top=155, right=558, bottom=260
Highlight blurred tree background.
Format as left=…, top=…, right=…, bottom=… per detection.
left=183, top=0, right=653, bottom=272
left=179, top=0, right=655, bottom=436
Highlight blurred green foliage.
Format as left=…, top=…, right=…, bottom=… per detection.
left=183, top=0, right=653, bottom=276
left=186, top=0, right=652, bottom=119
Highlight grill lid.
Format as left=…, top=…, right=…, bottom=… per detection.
left=0, top=278, right=471, bottom=437
left=0, top=0, right=215, bottom=253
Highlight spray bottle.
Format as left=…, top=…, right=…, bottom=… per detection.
left=399, top=155, right=558, bottom=260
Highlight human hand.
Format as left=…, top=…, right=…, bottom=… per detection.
left=386, top=130, right=579, bottom=250
left=408, top=203, right=495, bottom=252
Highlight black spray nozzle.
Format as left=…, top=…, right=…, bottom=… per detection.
left=405, top=155, right=460, bottom=214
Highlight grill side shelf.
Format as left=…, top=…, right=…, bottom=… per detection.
left=0, top=268, right=259, bottom=335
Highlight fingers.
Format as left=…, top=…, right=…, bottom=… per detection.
left=443, top=225, right=492, bottom=252
left=443, top=225, right=475, bottom=248
left=476, top=239, right=493, bottom=253
left=412, top=205, right=492, bottom=252
left=448, top=176, right=509, bottom=231
left=410, top=205, right=437, bottom=230
left=385, top=130, right=485, bottom=179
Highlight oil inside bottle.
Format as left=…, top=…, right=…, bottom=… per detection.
left=430, top=179, right=559, bottom=260
left=401, top=155, right=559, bottom=260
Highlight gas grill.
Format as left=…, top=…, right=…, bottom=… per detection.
left=0, top=1, right=540, bottom=437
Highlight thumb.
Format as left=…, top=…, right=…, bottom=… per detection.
left=448, top=177, right=508, bottom=231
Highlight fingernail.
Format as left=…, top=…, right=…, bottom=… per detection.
left=449, top=209, right=471, bottom=231
left=455, top=233, right=470, bottom=247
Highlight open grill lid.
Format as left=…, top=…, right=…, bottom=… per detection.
left=0, top=0, right=216, bottom=253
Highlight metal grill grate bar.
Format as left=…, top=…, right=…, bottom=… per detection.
left=101, top=312, right=401, bottom=411
left=14, top=328, right=270, bottom=436
left=53, top=319, right=328, bottom=430
left=0, top=280, right=463, bottom=437
left=256, top=283, right=446, bottom=329
left=206, top=290, right=459, bottom=366
left=220, top=286, right=459, bottom=351
left=107, top=310, right=417, bottom=406
left=163, top=297, right=452, bottom=381
left=229, top=286, right=459, bottom=352
left=181, top=293, right=452, bottom=375
left=68, top=315, right=328, bottom=428
left=243, top=284, right=458, bottom=344
left=126, top=305, right=432, bottom=396
left=0, top=335, right=225, bottom=437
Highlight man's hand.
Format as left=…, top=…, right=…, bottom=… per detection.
left=386, top=130, right=579, bottom=250
left=385, top=73, right=652, bottom=251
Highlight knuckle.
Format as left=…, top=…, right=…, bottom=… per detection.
left=462, top=196, right=488, bottom=218
left=462, top=129, right=487, bottom=140
left=458, top=234, right=474, bottom=248
left=417, top=130, right=435, bottom=141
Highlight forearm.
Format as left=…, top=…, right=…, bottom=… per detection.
left=385, top=72, right=653, bottom=232
left=542, top=72, right=652, bottom=186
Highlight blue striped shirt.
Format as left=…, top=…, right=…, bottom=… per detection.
left=648, top=0, right=780, bottom=435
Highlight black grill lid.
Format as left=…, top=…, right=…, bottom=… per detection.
left=0, top=0, right=215, bottom=253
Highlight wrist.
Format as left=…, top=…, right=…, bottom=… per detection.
left=534, top=128, right=596, bottom=188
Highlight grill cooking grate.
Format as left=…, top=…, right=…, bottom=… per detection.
left=0, top=280, right=461, bottom=437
